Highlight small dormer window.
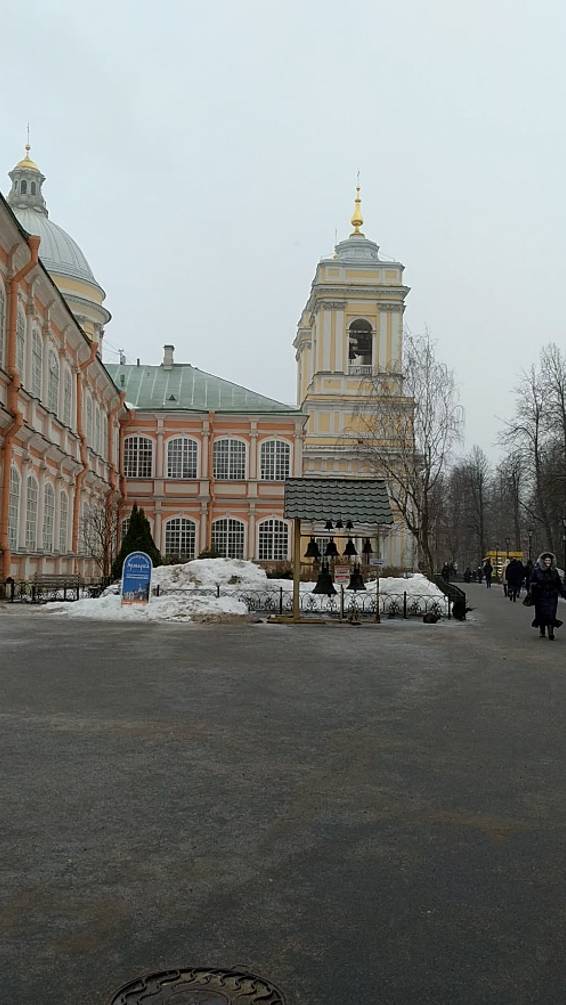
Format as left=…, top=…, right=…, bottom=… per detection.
left=20, top=180, right=27, bottom=195
left=30, top=181, right=36, bottom=195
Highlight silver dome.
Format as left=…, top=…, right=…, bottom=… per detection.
left=12, top=206, right=99, bottom=287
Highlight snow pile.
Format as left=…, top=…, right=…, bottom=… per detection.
left=152, top=558, right=268, bottom=592
left=48, top=591, right=247, bottom=622
left=373, top=573, right=444, bottom=599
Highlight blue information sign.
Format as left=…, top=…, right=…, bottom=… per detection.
left=121, top=551, right=153, bottom=606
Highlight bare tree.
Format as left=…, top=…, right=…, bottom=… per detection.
left=82, top=494, right=121, bottom=579
left=354, top=331, right=463, bottom=573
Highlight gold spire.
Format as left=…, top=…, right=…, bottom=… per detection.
left=350, top=177, right=364, bottom=236
left=15, top=126, right=39, bottom=170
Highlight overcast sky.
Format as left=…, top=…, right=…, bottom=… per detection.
left=2, top=0, right=565, bottom=457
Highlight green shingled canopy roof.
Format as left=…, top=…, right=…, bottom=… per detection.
left=106, top=362, right=300, bottom=414
left=284, top=478, right=393, bottom=525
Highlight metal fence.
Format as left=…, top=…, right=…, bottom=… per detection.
left=236, top=587, right=449, bottom=620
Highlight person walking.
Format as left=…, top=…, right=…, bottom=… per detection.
left=477, top=565, right=483, bottom=584
left=529, top=552, right=566, bottom=640
left=525, top=558, right=534, bottom=592
left=441, top=562, right=450, bottom=582
left=501, top=558, right=510, bottom=597
left=463, top=566, right=472, bottom=583
left=506, top=558, right=524, bottom=602
left=483, top=559, right=493, bottom=588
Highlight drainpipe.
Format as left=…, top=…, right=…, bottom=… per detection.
left=71, top=340, right=98, bottom=569
left=0, top=235, right=40, bottom=579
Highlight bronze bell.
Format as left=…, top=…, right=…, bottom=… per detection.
left=347, top=563, right=366, bottom=591
left=312, top=562, right=337, bottom=596
left=335, top=517, right=344, bottom=529
left=346, top=520, right=354, bottom=531
left=325, top=537, right=339, bottom=558
left=304, top=537, right=321, bottom=560
left=343, top=537, right=357, bottom=557
left=362, top=537, right=373, bottom=555
left=324, top=519, right=333, bottom=531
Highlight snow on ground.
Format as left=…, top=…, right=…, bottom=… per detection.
left=47, top=560, right=446, bottom=622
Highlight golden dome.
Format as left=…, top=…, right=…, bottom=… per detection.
left=15, top=144, right=40, bottom=171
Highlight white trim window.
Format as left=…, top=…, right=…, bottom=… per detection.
left=8, top=466, right=20, bottom=550
left=59, top=490, right=69, bottom=552
left=0, top=281, right=5, bottom=368
left=47, top=349, right=59, bottom=414
left=123, top=436, right=153, bottom=478
left=42, top=483, right=55, bottom=551
left=94, top=406, right=101, bottom=454
left=164, top=517, right=196, bottom=561
left=258, top=518, right=289, bottom=561
left=213, top=438, right=246, bottom=480
left=212, top=518, right=245, bottom=559
left=63, top=369, right=73, bottom=426
left=31, top=329, right=43, bottom=398
left=260, top=440, right=291, bottom=481
left=167, top=437, right=198, bottom=479
left=25, top=475, right=39, bottom=550
left=16, top=309, right=26, bottom=377
left=80, top=501, right=90, bottom=555
left=86, top=394, right=93, bottom=446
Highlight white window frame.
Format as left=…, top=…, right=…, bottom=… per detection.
left=31, top=328, right=43, bottom=399
left=164, top=516, right=197, bottom=561
left=123, top=435, right=154, bottom=478
left=213, top=438, right=247, bottom=481
left=16, top=308, right=26, bottom=379
left=257, top=517, right=290, bottom=561
left=166, top=436, right=199, bottom=479
left=259, top=438, right=292, bottom=481
left=42, top=483, right=55, bottom=552
left=59, top=490, right=69, bottom=553
left=8, top=465, right=20, bottom=550
left=47, top=348, right=59, bottom=414
left=211, top=517, right=246, bottom=559
left=25, top=475, right=39, bottom=550
left=63, top=368, right=73, bottom=427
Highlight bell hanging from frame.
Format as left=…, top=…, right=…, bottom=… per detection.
left=347, top=563, right=366, bottom=591
left=346, top=520, right=354, bottom=531
left=335, top=517, right=344, bottom=529
left=304, top=537, right=321, bottom=560
left=312, top=561, right=337, bottom=596
left=343, top=537, right=358, bottom=558
left=362, top=537, right=373, bottom=556
left=325, top=537, right=339, bottom=558
left=324, top=519, right=333, bottom=531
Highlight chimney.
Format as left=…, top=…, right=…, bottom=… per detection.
left=162, top=344, right=175, bottom=368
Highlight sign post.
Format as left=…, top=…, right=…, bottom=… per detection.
left=121, top=551, right=153, bottom=606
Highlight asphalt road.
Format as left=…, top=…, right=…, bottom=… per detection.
left=1, top=586, right=565, bottom=1004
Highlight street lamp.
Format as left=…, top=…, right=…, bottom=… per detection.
left=527, top=528, right=534, bottom=562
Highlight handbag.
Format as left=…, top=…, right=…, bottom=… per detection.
left=523, top=592, right=534, bottom=607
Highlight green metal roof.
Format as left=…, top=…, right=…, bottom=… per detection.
left=106, top=363, right=300, bottom=414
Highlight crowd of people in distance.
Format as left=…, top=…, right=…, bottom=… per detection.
left=455, top=554, right=566, bottom=641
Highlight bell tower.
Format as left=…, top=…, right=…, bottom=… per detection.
left=294, top=186, right=414, bottom=566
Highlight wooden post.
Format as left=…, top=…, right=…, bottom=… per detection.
left=375, top=525, right=381, bottom=624
left=292, top=517, right=301, bottom=622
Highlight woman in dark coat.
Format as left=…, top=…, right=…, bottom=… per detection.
left=530, top=552, right=566, bottom=640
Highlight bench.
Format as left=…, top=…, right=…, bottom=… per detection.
left=30, top=574, right=83, bottom=602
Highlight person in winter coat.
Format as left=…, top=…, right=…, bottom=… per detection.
left=525, top=559, right=534, bottom=591
left=477, top=566, right=483, bottom=583
left=483, top=559, right=493, bottom=588
left=463, top=566, right=472, bottom=583
left=506, top=558, right=525, bottom=602
left=441, top=562, right=450, bottom=582
left=530, top=552, right=566, bottom=640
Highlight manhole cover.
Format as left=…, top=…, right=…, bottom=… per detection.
left=110, top=968, right=286, bottom=1004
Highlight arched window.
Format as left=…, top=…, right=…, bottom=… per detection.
left=260, top=440, right=291, bottom=481
left=63, top=369, right=73, bottom=426
left=167, top=437, right=198, bottom=479
left=0, top=281, right=5, bottom=368
left=47, top=350, right=59, bottom=414
left=31, top=330, right=43, bottom=398
left=80, top=501, right=90, bottom=555
left=30, top=181, right=36, bottom=195
left=8, top=466, right=20, bottom=550
left=101, top=413, right=107, bottom=458
left=123, top=436, right=153, bottom=478
left=213, top=439, right=246, bottom=480
left=25, top=475, right=39, bottom=550
left=211, top=518, right=245, bottom=559
left=164, top=517, right=196, bottom=561
left=42, top=483, right=55, bottom=552
left=85, top=394, right=93, bottom=446
left=20, top=180, right=27, bottom=195
left=59, top=491, right=69, bottom=552
left=16, top=309, right=26, bottom=377
left=348, top=318, right=373, bottom=373
left=258, top=518, right=289, bottom=561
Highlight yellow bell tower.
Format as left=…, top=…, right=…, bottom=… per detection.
left=294, top=185, right=414, bottom=567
